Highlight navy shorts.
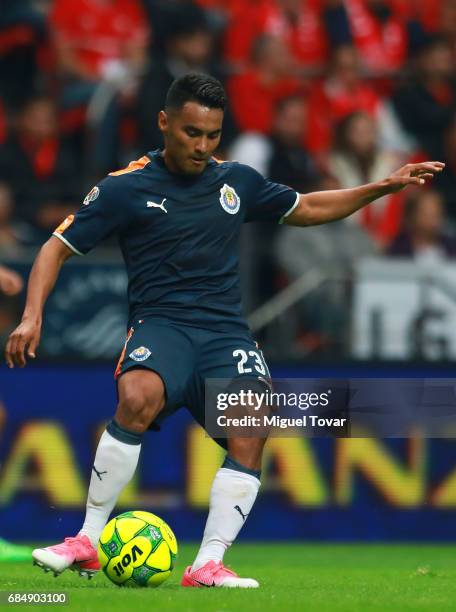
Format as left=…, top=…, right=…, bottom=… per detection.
left=114, top=317, right=270, bottom=444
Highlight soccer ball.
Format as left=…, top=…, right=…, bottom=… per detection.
left=98, top=510, right=178, bottom=587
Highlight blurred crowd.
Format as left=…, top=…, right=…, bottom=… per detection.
left=2, top=0, right=456, bottom=354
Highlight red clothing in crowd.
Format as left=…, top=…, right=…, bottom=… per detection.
left=306, top=79, right=381, bottom=153
left=344, top=0, right=408, bottom=74
left=49, top=0, right=149, bottom=79
left=224, top=0, right=328, bottom=69
left=193, top=0, right=245, bottom=14
left=227, top=70, right=301, bottom=134
left=393, top=0, right=443, bottom=32
left=0, top=23, right=37, bottom=55
left=362, top=150, right=428, bottom=244
left=18, top=135, right=59, bottom=180
left=0, top=18, right=52, bottom=75
left=360, top=189, right=403, bottom=244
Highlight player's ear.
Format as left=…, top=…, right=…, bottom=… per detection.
left=158, top=110, right=168, bottom=133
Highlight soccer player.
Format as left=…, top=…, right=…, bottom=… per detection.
left=4, top=74, right=444, bottom=587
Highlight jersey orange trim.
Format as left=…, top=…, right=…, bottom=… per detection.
left=212, top=156, right=226, bottom=164
left=109, top=156, right=150, bottom=176
left=114, top=327, right=134, bottom=379
left=54, top=214, right=74, bottom=234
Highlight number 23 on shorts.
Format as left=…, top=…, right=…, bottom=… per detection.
left=232, top=348, right=269, bottom=376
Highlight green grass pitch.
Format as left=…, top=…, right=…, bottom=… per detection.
left=1, top=544, right=456, bottom=611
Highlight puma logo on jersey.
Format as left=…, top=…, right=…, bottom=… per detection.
left=147, top=198, right=168, bottom=213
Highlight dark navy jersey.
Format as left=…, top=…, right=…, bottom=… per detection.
left=53, top=150, right=299, bottom=330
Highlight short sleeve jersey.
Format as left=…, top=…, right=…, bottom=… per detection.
left=53, top=150, right=298, bottom=330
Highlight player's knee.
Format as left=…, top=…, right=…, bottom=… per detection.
left=116, top=388, right=164, bottom=433
left=116, top=392, right=158, bottom=432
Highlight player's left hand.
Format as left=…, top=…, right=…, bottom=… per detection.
left=385, top=161, right=445, bottom=193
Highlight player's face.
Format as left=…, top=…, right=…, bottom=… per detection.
left=159, top=102, right=223, bottom=175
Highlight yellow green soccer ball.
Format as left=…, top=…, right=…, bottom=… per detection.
left=98, top=511, right=178, bottom=587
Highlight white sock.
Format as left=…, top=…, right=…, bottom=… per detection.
left=79, top=430, right=141, bottom=547
left=191, top=467, right=261, bottom=571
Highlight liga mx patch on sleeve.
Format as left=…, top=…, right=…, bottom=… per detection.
left=129, top=346, right=152, bottom=362
left=83, top=185, right=100, bottom=205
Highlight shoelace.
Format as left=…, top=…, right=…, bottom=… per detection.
left=63, top=537, right=85, bottom=545
left=212, top=562, right=237, bottom=578
left=50, top=536, right=88, bottom=553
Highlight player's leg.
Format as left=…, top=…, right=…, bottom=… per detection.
left=32, top=369, right=166, bottom=577
left=183, top=435, right=265, bottom=588
left=78, top=369, right=165, bottom=545
left=33, top=318, right=193, bottom=577
left=183, top=331, right=270, bottom=588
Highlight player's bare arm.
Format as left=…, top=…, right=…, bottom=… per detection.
left=5, top=236, right=74, bottom=368
left=285, top=161, right=445, bottom=227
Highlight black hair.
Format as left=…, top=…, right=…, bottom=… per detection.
left=168, top=3, right=209, bottom=39
left=165, top=73, right=227, bottom=112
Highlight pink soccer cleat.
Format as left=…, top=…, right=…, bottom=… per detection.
left=32, top=535, right=100, bottom=579
left=181, top=560, right=259, bottom=588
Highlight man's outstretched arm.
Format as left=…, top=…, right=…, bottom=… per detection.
left=5, top=236, right=74, bottom=368
left=284, top=162, right=445, bottom=227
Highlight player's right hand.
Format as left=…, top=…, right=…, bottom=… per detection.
left=5, top=319, right=41, bottom=368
